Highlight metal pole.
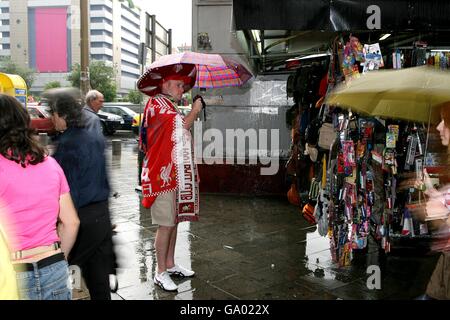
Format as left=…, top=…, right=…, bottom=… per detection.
left=151, top=15, right=156, bottom=63
left=137, top=43, right=146, bottom=187
left=261, top=30, right=265, bottom=72
left=168, top=29, right=172, bottom=54
left=80, top=0, right=90, bottom=96
left=138, top=42, right=146, bottom=133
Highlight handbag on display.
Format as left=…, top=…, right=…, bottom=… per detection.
left=305, top=118, right=321, bottom=146
left=286, top=75, right=295, bottom=98
left=306, top=101, right=336, bottom=151
left=301, top=202, right=317, bottom=225
left=318, top=122, right=336, bottom=150
left=286, top=144, right=300, bottom=177
left=309, top=178, right=320, bottom=201
left=314, top=189, right=329, bottom=236
left=287, top=183, right=300, bottom=206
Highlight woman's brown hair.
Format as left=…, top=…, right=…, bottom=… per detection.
left=434, top=102, right=450, bottom=184
left=0, top=94, right=47, bottom=167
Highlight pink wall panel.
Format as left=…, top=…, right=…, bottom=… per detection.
left=35, top=8, right=68, bottom=72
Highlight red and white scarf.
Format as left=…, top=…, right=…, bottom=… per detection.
left=140, top=94, right=199, bottom=223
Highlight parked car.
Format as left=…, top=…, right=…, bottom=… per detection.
left=28, top=105, right=57, bottom=136
left=102, top=105, right=137, bottom=130
left=132, top=113, right=143, bottom=135
left=35, top=99, right=122, bottom=136
left=178, top=105, right=192, bottom=116
left=97, top=110, right=123, bottom=135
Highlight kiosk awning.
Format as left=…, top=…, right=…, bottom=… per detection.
left=233, top=0, right=450, bottom=31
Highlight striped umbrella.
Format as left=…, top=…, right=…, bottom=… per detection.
left=195, top=57, right=253, bottom=88
left=138, top=52, right=252, bottom=94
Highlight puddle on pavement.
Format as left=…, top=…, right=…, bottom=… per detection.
left=94, top=137, right=437, bottom=300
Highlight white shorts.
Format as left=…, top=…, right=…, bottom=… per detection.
left=151, top=191, right=176, bottom=227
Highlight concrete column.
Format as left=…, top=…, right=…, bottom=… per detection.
left=70, top=0, right=81, bottom=66
left=112, top=139, right=121, bottom=156
left=112, top=0, right=122, bottom=90
left=9, top=0, right=29, bottom=67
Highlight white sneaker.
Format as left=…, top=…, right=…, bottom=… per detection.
left=167, top=264, right=195, bottom=278
left=109, top=274, right=118, bottom=293
left=153, top=271, right=178, bottom=292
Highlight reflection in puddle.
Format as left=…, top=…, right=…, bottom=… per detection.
left=304, top=229, right=336, bottom=280
left=114, top=218, right=195, bottom=299
left=173, top=223, right=194, bottom=298
left=176, top=279, right=194, bottom=300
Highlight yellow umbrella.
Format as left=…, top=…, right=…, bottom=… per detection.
left=326, top=66, right=449, bottom=123
left=0, top=224, right=18, bottom=300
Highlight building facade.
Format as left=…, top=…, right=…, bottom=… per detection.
left=0, top=0, right=142, bottom=96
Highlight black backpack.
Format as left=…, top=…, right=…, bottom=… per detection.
left=305, top=117, right=321, bottom=146
left=305, top=103, right=326, bottom=146
left=286, top=75, right=295, bottom=98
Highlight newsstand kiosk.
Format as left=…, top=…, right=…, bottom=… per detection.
left=0, top=72, right=27, bottom=107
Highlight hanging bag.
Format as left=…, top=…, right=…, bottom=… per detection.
left=285, top=144, right=300, bottom=177
left=309, top=178, right=320, bottom=201
left=306, top=96, right=336, bottom=152
left=314, top=155, right=330, bottom=235
left=301, top=202, right=316, bottom=225
left=317, top=102, right=336, bottom=151
left=287, top=182, right=301, bottom=206
left=314, top=189, right=329, bottom=236
left=318, top=122, right=336, bottom=151
left=286, top=75, right=295, bottom=98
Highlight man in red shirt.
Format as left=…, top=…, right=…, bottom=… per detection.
left=140, top=68, right=203, bottom=292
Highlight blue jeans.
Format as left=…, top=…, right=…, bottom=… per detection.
left=15, top=260, right=72, bottom=300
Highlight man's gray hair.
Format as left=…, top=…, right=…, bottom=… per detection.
left=85, top=90, right=102, bottom=106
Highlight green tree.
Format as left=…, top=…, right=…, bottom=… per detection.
left=127, top=89, right=143, bottom=104
left=44, top=81, right=61, bottom=90
left=0, top=57, right=36, bottom=89
left=67, top=60, right=117, bottom=102
left=67, top=63, right=81, bottom=89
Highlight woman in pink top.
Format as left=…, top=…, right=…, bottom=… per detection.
left=0, top=94, right=80, bottom=300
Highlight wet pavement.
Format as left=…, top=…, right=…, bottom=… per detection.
left=64, top=131, right=439, bottom=300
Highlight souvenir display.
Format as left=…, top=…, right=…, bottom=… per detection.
left=363, top=43, right=384, bottom=72
left=342, top=36, right=365, bottom=81
left=285, top=34, right=447, bottom=266
left=322, top=111, right=435, bottom=265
